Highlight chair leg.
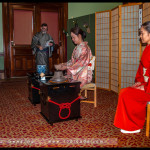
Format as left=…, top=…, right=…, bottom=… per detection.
left=80, top=89, right=84, bottom=97
left=146, top=104, right=150, bottom=137
left=85, top=89, right=87, bottom=98
left=94, top=86, right=97, bottom=107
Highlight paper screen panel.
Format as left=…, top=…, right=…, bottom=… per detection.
left=142, top=3, right=150, bottom=53
left=95, top=11, right=110, bottom=90
left=143, top=3, right=150, bottom=23
left=120, top=5, right=140, bottom=89
left=111, top=8, right=119, bottom=93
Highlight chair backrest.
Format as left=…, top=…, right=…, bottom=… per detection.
left=88, top=56, right=96, bottom=71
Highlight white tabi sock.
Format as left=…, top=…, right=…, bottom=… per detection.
left=120, top=129, right=141, bottom=133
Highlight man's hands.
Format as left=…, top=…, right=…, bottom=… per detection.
left=49, top=43, right=53, bottom=46
left=38, top=46, right=43, bottom=50
left=38, top=42, right=53, bottom=50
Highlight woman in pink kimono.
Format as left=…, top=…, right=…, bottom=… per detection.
left=55, top=27, right=93, bottom=98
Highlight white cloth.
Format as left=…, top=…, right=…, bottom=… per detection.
left=88, top=56, right=95, bottom=71
left=143, top=67, right=149, bottom=82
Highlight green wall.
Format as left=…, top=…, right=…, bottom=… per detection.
left=0, top=56, right=4, bottom=70
left=67, top=13, right=95, bottom=61
left=67, top=2, right=122, bottom=80
left=0, top=2, right=123, bottom=72
left=67, top=2, right=122, bottom=60
left=68, top=2, right=123, bottom=19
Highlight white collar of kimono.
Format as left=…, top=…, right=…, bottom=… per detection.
left=77, top=41, right=88, bottom=47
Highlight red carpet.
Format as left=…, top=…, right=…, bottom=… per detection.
left=0, top=77, right=150, bottom=148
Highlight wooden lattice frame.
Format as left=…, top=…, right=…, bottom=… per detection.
left=111, top=7, right=119, bottom=93
left=142, top=3, right=150, bottom=53
left=118, top=4, right=142, bottom=91
left=95, top=10, right=111, bottom=90
left=95, top=3, right=143, bottom=93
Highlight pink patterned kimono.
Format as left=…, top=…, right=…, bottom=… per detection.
left=64, top=41, right=93, bottom=88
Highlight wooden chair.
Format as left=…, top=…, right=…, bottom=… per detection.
left=80, top=56, right=97, bottom=107
left=80, top=83, right=97, bottom=107
left=146, top=102, right=150, bottom=137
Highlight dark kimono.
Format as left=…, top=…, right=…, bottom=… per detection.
left=31, top=32, right=54, bottom=75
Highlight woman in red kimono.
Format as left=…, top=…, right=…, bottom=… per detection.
left=114, top=21, right=150, bottom=133
left=55, top=27, right=93, bottom=99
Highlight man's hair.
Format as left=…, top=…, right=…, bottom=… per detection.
left=41, top=23, right=48, bottom=27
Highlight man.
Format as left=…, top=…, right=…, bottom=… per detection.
left=31, top=23, right=55, bottom=75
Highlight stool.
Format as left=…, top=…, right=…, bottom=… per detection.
left=146, top=102, right=150, bottom=137
left=80, top=83, right=97, bottom=107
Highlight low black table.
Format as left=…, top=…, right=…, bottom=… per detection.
left=27, top=73, right=41, bottom=106
left=27, top=72, right=81, bottom=125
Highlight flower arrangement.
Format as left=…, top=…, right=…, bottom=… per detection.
left=83, top=22, right=90, bottom=33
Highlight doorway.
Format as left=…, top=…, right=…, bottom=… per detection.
left=3, top=2, right=68, bottom=78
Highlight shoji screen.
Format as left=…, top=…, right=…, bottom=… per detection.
left=95, top=3, right=142, bottom=93
left=142, top=3, right=150, bottom=23
left=111, top=7, right=119, bottom=93
left=119, top=4, right=141, bottom=90
left=95, top=11, right=111, bottom=90
left=142, top=3, right=150, bottom=52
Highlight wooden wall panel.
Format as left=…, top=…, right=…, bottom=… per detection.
left=3, top=2, right=68, bottom=78
left=14, top=10, right=33, bottom=45
left=41, top=11, right=59, bottom=44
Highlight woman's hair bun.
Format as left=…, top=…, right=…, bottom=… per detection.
left=82, top=31, right=86, bottom=40
left=70, top=27, right=87, bottom=40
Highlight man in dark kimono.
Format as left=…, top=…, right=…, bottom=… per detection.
left=31, top=23, right=55, bottom=75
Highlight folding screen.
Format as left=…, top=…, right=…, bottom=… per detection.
left=95, top=10, right=111, bottom=90
left=95, top=3, right=142, bottom=93
left=142, top=3, right=150, bottom=52
left=111, top=7, right=119, bottom=93
left=119, top=4, right=141, bottom=90
left=142, top=3, right=150, bottom=24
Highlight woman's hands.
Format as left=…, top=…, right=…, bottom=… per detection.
left=131, top=82, right=141, bottom=88
left=54, top=64, right=61, bottom=70
left=135, top=85, right=145, bottom=91
left=131, top=82, right=144, bottom=91
left=54, top=63, right=67, bottom=70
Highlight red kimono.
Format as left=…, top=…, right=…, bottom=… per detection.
left=114, top=44, right=150, bottom=131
